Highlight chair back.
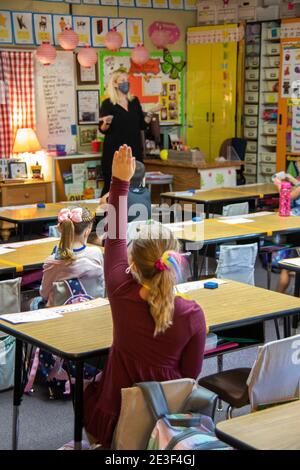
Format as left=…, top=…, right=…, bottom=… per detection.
left=0, top=278, right=21, bottom=338
left=216, top=243, right=258, bottom=285
left=112, top=379, right=195, bottom=450
left=222, top=202, right=249, bottom=217
left=247, top=334, right=300, bottom=410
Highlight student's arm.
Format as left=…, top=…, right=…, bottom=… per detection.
left=179, top=309, right=207, bottom=379
left=39, top=261, right=57, bottom=301
left=105, top=145, right=136, bottom=296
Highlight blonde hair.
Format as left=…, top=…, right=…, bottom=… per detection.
left=58, top=207, right=94, bottom=261
left=130, top=224, right=180, bottom=336
left=106, top=70, right=134, bottom=105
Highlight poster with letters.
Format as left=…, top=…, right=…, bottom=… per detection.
left=12, top=11, right=34, bottom=45
left=127, top=19, right=143, bottom=48
left=53, top=14, right=72, bottom=46
left=91, top=17, right=109, bottom=48
left=33, top=13, right=53, bottom=45
left=109, top=18, right=127, bottom=48
left=0, top=11, right=13, bottom=44
left=73, top=16, right=91, bottom=47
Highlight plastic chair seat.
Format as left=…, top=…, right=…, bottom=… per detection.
left=198, top=368, right=251, bottom=409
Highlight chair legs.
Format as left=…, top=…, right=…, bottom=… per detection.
left=216, top=355, right=223, bottom=412
left=226, top=405, right=233, bottom=420
left=274, top=319, right=281, bottom=340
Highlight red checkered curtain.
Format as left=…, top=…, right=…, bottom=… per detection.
left=0, top=51, right=35, bottom=158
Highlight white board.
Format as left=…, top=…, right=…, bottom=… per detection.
left=35, top=51, right=76, bottom=154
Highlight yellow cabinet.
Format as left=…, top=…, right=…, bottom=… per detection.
left=187, top=25, right=238, bottom=162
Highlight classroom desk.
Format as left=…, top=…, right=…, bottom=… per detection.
left=161, top=183, right=279, bottom=218
left=0, top=281, right=299, bottom=450
left=215, top=400, right=300, bottom=450
left=0, top=203, right=104, bottom=241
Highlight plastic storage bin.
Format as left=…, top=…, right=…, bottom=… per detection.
left=244, top=127, right=258, bottom=139
left=204, top=333, right=218, bottom=352
left=247, top=141, right=257, bottom=152
left=245, top=153, right=257, bottom=164
left=267, top=56, right=280, bottom=67
left=245, top=104, right=258, bottom=115
left=261, top=163, right=276, bottom=175
left=264, top=92, right=278, bottom=104
left=246, top=69, right=259, bottom=80
left=244, top=164, right=257, bottom=175
left=265, top=43, right=280, bottom=56
left=266, top=135, right=277, bottom=146
left=245, top=92, right=259, bottom=103
left=247, top=56, right=260, bottom=68
left=260, top=152, right=276, bottom=163
left=265, top=68, right=279, bottom=80
left=245, top=116, right=258, bottom=127
left=263, top=123, right=277, bottom=135
left=247, top=81, right=259, bottom=92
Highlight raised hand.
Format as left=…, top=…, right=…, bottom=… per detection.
left=112, top=145, right=136, bottom=182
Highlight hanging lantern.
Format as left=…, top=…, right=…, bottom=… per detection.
left=58, top=28, right=79, bottom=51
left=104, top=29, right=123, bottom=51
left=77, top=45, right=98, bottom=68
left=150, top=29, right=170, bottom=50
left=131, top=44, right=149, bottom=66
left=36, top=42, right=57, bottom=66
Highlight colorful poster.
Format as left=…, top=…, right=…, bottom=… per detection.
left=183, top=0, right=197, bottom=10
left=169, top=0, right=184, bottom=9
left=73, top=16, right=91, bottom=47
left=53, top=14, right=72, bottom=46
left=127, top=19, right=143, bottom=48
left=100, top=0, right=117, bottom=5
left=118, top=0, right=135, bottom=5
left=152, top=0, right=168, bottom=8
left=292, top=106, right=300, bottom=153
left=12, top=12, right=34, bottom=45
left=91, top=17, right=109, bottom=48
left=33, top=13, right=53, bottom=45
left=160, top=81, right=179, bottom=122
left=0, top=11, right=12, bottom=44
left=109, top=18, right=127, bottom=48
left=135, top=0, right=152, bottom=6
left=281, top=46, right=300, bottom=99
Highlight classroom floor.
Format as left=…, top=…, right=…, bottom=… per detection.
left=0, top=260, right=297, bottom=450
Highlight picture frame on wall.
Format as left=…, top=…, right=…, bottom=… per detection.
left=79, top=126, right=98, bottom=146
left=77, top=90, right=100, bottom=125
left=76, top=55, right=99, bottom=85
left=8, top=161, right=27, bottom=179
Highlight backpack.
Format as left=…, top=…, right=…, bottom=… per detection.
left=25, top=279, right=97, bottom=399
left=137, top=382, right=231, bottom=451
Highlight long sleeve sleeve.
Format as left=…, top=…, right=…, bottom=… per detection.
left=135, top=97, right=147, bottom=131
left=104, top=176, right=131, bottom=297
left=179, top=308, right=207, bottom=379
left=99, top=99, right=113, bottom=135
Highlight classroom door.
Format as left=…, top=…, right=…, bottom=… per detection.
left=186, top=41, right=212, bottom=159
left=210, top=40, right=238, bottom=161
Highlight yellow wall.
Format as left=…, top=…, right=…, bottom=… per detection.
left=1, top=0, right=196, bottom=53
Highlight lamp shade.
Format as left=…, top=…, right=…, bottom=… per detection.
left=131, top=45, right=149, bottom=66
left=12, top=128, right=42, bottom=154
left=104, top=30, right=123, bottom=51
left=77, top=46, right=98, bottom=68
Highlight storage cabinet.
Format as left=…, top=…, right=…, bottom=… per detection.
left=187, top=24, right=238, bottom=162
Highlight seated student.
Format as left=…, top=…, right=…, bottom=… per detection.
left=39, top=206, right=104, bottom=307
left=274, top=175, right=300, bottom=294
left=84, top=145, right=207, bottom=449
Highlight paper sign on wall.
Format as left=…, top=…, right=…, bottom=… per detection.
left=91, top=16, right=109, bottom=48
left=0, top=11, right=13, bottom=44
left=53, top=14, right=72, bottom=46
left=73, top=16, right=91, bottom=47
left=127, top=19, right=143, bottom=48
left=33, top=13, right=53, bottom=45
left=12, top=11, right=34, bottom=45
left=109, top=18, right=127, bottom=48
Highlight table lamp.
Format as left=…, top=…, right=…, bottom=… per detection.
left=12, top=128, right=43, bottom=179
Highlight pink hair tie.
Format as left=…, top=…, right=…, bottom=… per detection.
left=58, top=207, right=83, bottom=224
left=154, top=259, right=169, bottom=272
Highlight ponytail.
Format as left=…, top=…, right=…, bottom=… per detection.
left=58, top=218, right=75, bottom=261
left=147, top=270, right=175, bottom=336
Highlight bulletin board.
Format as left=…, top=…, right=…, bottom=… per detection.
left=99, top=50, right=185, bottom=126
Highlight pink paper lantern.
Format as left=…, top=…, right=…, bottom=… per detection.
left=104, top=29, right=123, bottom=51
left=131, top=45, right=149, bottom=66
left=150, top=29, right=170, bottom=50
left=36, top=42, right=57, bottom=66
left=58, top=28, right=79, bottom=51
left=77, top=46, right=98, bottom=68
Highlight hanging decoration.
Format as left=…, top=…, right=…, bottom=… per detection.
left=131, top=44, right=149, bottom=66
left=36, top=42, right=57, bottom=65
left=148, top=21, right=180, bottom=50
left=160, top=48, right=186, bottom=80
left=104, top=28, right=123, bottom=51
left=77, top=45, right=98, bottom=68
left=58, top=27, right=79, bottom=51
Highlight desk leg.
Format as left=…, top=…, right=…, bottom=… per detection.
left=19, top=223, right=24, bottom=242
left=205, top=203, right=210, bottom=219
left=12, top=339, right=23, bottom=450
left=74, top=360, right=84, bottom=450
left=283, top=316, right=291, bottom=338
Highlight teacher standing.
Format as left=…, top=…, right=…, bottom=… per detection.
left=99, top=69, right=160, bottom=196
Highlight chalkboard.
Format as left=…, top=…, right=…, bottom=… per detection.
left=35, top=51, right=76, bottom=153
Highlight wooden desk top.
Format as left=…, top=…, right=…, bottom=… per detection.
left=161, top=183, right=278, bottom=202
left=170, top=219, right=264, bottom=243
left=216, top=400, right=300, bottom=450
left=0, top=281, right=299, bottom=358
left=0, top=202, right=104, bottom=223
left=0, top=239, right=103, bottom=273
left=144, top=159, right=242, bottom=170
left=238, top=214, right=300, bottom=236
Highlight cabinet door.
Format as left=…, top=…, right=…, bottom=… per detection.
left=186, top=41, right=212, bottom=159
left=210, top=40, right=237, bottom=161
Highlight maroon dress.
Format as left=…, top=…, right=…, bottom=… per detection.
left=84, top=177, right=207, bottom=448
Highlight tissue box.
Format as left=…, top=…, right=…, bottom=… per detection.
left=167, top=150, right=205, bottom=163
